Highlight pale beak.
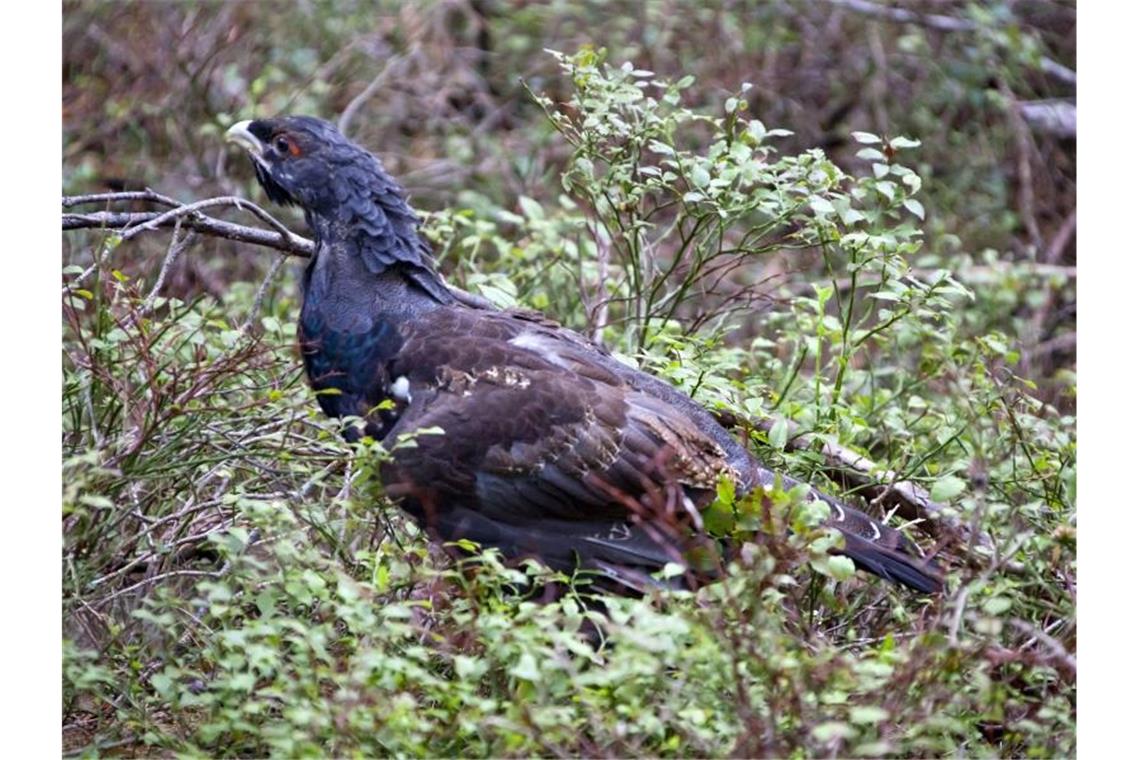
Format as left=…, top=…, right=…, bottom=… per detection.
left=225, top=120, right=264, bottom=156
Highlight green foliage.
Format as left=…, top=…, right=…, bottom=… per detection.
left=63, top=42, right=1074, bottom=760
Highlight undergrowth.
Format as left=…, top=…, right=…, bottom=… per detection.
left=62, top=51, right=1074, bottom=757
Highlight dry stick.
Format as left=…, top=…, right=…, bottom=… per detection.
left=242, top=254, right=289, bottom=333
left=1007, top=617, right=1076, bottom=682
left=141, top=217, right=196, bottom=314
left=828, top=0, right=1076, bottom=87
left=338, top=56, right=399, bottom=136
left=64, top=209, right=314, bottom=257
left=63, top=189, right=182, bottom=209
left=119, top=195, right=297, bottom=243
left=63, top=192, right=967, bottom=551
left=1001, top=80, right=1043, bottom=254
left=1020, top=207, right=1077, bottom=376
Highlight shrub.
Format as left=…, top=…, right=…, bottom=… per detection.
left=63, top=51, right=1074, bottom=757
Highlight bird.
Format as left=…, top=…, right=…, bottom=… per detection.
left=225, top=115, right=941, bottom=596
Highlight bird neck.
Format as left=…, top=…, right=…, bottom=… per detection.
left=303, top=201, right=457, bottom=309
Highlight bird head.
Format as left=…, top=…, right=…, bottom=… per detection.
left=225, top=115, right=380, bottom=216
left=226, top=115, right=453, bottom=301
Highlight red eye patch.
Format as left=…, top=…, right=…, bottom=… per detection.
left=273, top=133, right=303, bottom=157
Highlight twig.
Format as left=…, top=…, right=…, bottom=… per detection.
left=82, top=374, right=104, bottom=450
left=827, top=0, right=1076, bottom=86
left=338, top=57, right=399, bottom=135
left=1023, top=331, right=1075, bottom=363
left=63, top=189, right=182, bottom=209
left=1000, top=80, right=1043, bottom=253
left=242, top=254, right=289, bottom=333
left=93, top=569, right=222, bottom=607
left=119, top=195, right=296, bottom=243
left=1022, top=208, right=1077, bottom=373
left=1008, top=617, right=1076, bottom=681
left=63, top=209, right=314, bottom=257
left=141, top=217, right=196, bottom=314
left=1019, top=99, right=1076, bottom=139
left=1042, top=208, right=1077, bottom=267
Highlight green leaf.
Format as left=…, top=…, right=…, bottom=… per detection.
left=510, top=652, right=541, bottom=682
left=983, top=596, right=1012, bottom=615
left=809, top=197, right=835, bottom=216
left=691, top=165, right=711, bottom=188
left=929, top=475, right=966, bottom=502
left=812, top=721, right=857, bottom=741
left=768, top=418, right=788, bottom=451
left=889, top=135, right=921, bottom=149
left=824, top=555, right=856, bottom=581
left=903, top=198, right=925, bottom=219
left=852, top=131, right=881, bottom=144
left=850, top=705, right=890, bottom=724
left=518, top=195, right=544, bottom=220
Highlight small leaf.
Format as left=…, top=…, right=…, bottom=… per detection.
left=768, top=418, right=788, bottom=451
left=852, top=131, right=881, bottom=144
left=691, top=165, right=711, bottom=188
left=825, top=555, right=856, bottom=581
left=850, top=705, right=890, bottom=724
left=889, top=135, right=921, bottom=149
left=518, top=195, right=544, bottom=220
left=903, top=198, right=925, bottom=219
left=812, top=721, right=857, bottom=741
left=983, top=596, right=1013, bottom=615
left=930, top=475, right=966, bottom=502
left=809, top=197, right=835, bottom=216
left=510, top=652, right=541, bottom=682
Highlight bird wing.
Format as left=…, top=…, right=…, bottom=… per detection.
left=376, top=307, right=736, bottom=587
left=375, top=306, right=940, bottom=593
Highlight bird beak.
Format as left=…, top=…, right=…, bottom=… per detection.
left=225, top=120, right=264, bottom=157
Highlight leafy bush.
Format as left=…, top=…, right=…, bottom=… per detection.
left=63, top=50, right=1074, bottom=757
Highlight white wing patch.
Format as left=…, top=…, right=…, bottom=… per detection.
left=391, top=375, right=412, bottom=402
left=509, top=332, right=570, bottom=368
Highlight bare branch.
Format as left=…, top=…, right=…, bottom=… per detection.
left=63, top=209, right=314, bottom=258
left=141, top=218, right=196, bottom=314
left=242, top=255, right=289, bottom=334
left=1019, top=100, right=1076, bottom=140
left=63, top=189, right=182, bottom=209
left=827, top=0, right=1076, bottom=87
left=339, top=57, right=399, bottom=136
left=116, top=195, right=296, bottom=243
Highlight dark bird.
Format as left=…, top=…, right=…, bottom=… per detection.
left=226, top=115, right=941, bottom=595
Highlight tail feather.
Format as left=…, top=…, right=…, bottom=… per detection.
left=837, top=531, right=942, bottom=593
left=812, top=490, right=941, bottom=593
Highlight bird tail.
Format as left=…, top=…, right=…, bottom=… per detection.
left=812, top=489, right=942, bottom=593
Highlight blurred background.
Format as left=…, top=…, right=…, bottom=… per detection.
left=62, top=0, right=1076, bottom=398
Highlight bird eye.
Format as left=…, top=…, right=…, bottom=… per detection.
left=274, top=135, right=293, bottom=155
